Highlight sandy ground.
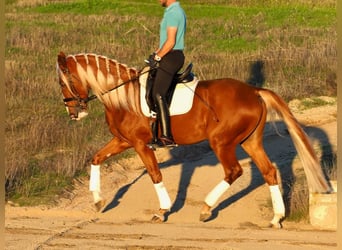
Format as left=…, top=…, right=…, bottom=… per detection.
left=5, top=101, right=337, bottom=250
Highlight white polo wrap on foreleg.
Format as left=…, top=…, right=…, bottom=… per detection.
left=269, top=185, right=285, bottom=217
left=89, top=164, right=100, bottom=191
left=89, top=164, right=101, bottom=202
left=205, top=180, right=230, bottom=207
left=154, top=182, right=172, bottom=210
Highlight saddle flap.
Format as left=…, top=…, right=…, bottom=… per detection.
left=139, top=67, right=199, bottom=117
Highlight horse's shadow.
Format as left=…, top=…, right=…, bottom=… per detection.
left=157, top=141, right=266, bottom=221
left=103, top=122, right=334, bottom=222
left=102, top=141, right=215, bottom=213
left=102, top=170, right=147, bottom=213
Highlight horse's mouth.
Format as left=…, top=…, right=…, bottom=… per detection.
left=70, top=111, right=89, bottom=121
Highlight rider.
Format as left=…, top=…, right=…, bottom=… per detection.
left=146, top=0, right=186, bottom=147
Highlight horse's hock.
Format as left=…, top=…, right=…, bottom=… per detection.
left=309, top=181, right=337, bottom=230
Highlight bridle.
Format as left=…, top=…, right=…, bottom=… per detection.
left=59, top=66, right=97, bottom=110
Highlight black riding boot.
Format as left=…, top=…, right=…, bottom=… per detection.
left=147, top=119, right=159, bottom=150
left=155, top=95, right=177, bottom=147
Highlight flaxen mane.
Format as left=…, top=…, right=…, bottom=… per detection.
left=60, top=53, right=141, bottom=114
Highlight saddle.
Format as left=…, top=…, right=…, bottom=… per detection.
left=145, top=63, right=194, bottom=112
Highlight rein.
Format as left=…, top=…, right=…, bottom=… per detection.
left=63, top=95, right=97, bottom=106
left=96, top=67, right=153, bottom=98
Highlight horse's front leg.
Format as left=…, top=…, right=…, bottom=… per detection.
left=134, top=142, right=172, bottom=222
left=90, top=137, right=131, bottom=211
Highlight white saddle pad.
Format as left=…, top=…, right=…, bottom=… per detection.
left=139, top=67, right=199, bottom=117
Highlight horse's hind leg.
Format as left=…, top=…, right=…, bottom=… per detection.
left=241, top=134, right=285, bottom=228
left=200, top=143, right=243, bottom=221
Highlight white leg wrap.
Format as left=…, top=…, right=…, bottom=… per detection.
left=89, top=165, right=102, bottom=203
left=269, top=185, right=285, bottom=218
left=89, top=164, right=101, bottom=191
left=92, top=191, right=102, bottom=203
left=205, top=180, right=230, bottom=207
left=154, top=182, right=172, bottom=210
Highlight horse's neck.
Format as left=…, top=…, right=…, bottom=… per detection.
left=70, top=53, right=138, bottom=87
left=69, top=53, right=141, bottom=114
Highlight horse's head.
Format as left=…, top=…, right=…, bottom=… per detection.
left=57, top=51, right=91, bottom=121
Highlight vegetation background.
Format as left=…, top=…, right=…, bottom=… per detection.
left=5, top=0, right=336, bottom=215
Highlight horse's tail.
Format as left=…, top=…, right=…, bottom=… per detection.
left=258, top=89, right=331, bottom=193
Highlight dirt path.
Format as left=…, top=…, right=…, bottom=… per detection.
left=5, top=103, right=337, bottom=250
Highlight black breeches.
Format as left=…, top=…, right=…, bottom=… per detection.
left=152, top=50, right=185, bottom=103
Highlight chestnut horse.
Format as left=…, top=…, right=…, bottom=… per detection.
left=56, top=52, right=330, bottom=228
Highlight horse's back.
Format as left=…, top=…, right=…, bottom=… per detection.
left=197, top=78, right=262, bottom=108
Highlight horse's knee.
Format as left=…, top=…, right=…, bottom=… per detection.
left=92, top=152, right=111, bottom=165
left=91, top=155, right=102, bottom=165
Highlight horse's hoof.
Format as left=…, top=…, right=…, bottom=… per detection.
left=151, top=208, right=169, bottom=223
left=94, top=199, right=106, bottom=212
left=199, top=212, right=211, bottom=222
left=151, top=213, right=165, bottom=223
left=268, top=222, right=283, bottom=229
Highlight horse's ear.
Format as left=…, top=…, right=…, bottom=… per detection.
left=57, top=51, right=68, bottom=70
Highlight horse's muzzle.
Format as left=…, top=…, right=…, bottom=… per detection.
left=70, top=111, right=89, bottom=121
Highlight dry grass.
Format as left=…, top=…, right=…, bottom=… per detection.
left=5, top=0, right=336, bottom=206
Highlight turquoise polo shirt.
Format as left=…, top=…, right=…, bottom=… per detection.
left=159, top=2, right=186, bottom=50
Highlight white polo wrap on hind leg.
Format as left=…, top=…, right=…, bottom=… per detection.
left=205, top=180, right=230, bottom=207
left=269, top=185, right=285, bottom=218
left=154, top=182, right=172, bottom=210
left=89, top=164, right=101, bottom=202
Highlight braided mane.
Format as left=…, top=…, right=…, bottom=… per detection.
left=67, top=53, right=141, bottom=114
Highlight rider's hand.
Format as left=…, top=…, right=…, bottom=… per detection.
left=144, top=53, right=160, bottom=68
